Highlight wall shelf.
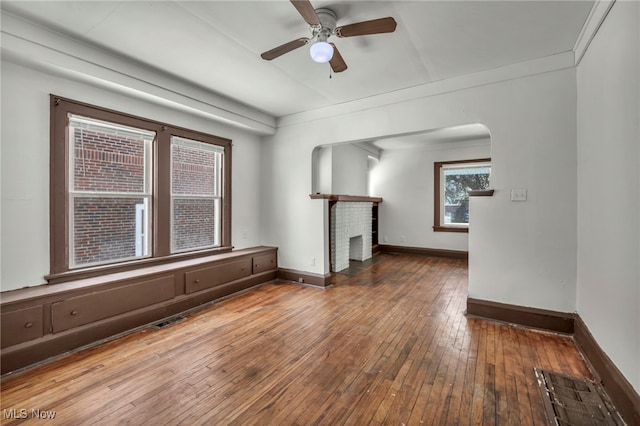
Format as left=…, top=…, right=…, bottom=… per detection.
left=309, top=194, right=383, bottom=203
left=468, top=189, right=495, bottom=197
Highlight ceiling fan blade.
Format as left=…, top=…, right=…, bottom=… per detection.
left=335, top=17, right=397, bottom=38
left=290, top=0, right=321, bottom=26
left=261, top=38, right=309, bottom=60
left=329, top=43, right=347, bottom=73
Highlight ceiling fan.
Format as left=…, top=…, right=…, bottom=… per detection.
left=260, top=0, right=397, bottom=73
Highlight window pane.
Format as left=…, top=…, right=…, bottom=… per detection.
left=171, top=136, right=222, bottom=196
left=172, top=198, right=220, bottom=251
left=171, top=136, right=222, bottom=252
left=73, top=197, right=150, bottom=267
left=70, top=115, right=153, bottom=193
left=443, top=166, right=490, bottom=225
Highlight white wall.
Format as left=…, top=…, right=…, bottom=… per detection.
left=312, top=143, right=370, bottom=196
left=331, top=144, right=369, bottom=196
left=262, top=67, right=577, bottom=313
left=576, top=0, right=640, bottom=392
left=313, top=145, right=333, bottom=194
left=0, top=60, right=265, bottom=291
left=371, top=138, right=490, bottom=251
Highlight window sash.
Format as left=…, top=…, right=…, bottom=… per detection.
left=434, top=158, right=491, bottom=233
left=170, top=195, right=221, bottom=253
left=69, top=194, right=152, bottom=268
left=68, top=115, right=154, bottom=270
left=170, top=136, right=223, bottom=253
left=441, top=164, right=490, bottom=227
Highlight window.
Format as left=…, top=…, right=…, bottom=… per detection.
left=171, top=136, right=223, bottom=252
left=69, top=115, right=154, bottom=268
left=50, top=96, right=231, bottom=281
left=433, top=158, right=491, bottom=232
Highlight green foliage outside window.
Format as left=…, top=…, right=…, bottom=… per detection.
left=444, top=168, right=490, bottom=224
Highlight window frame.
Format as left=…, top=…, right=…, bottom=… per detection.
left=169, top=136, right=224, bottom=253
left=49, top=95, right=232, bottom=283
left=433, top=158, right=491, bottom=233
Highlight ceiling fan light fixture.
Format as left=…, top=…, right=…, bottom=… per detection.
left=310, top=40, right=333, bottom=63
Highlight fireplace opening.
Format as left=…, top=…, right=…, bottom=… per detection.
left=350, top=235, right=364, bottom=261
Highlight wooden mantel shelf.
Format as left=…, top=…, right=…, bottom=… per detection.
left=310, top=194, right=383, bottom=203
left=468, top=189, right=495, bottom=197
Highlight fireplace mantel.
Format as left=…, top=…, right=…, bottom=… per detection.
left=309, top=194, right=383, bottom=203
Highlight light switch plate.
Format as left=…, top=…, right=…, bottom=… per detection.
left=511, top=188, right=527, bottom=201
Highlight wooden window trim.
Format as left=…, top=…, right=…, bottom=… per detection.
left=49, top=95, right=232, bottom=283
left=433, top=158, right=491, bottom=233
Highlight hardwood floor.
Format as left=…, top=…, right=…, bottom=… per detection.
left=1, top=254, right=593, bottom=425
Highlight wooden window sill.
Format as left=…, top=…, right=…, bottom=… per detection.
left=2, top=246, right=276, bottom=304
left=46, top=246, right=234, bottom=285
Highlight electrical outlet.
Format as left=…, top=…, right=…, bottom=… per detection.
left=310, top=257, right=316, bottom=266
left=510, top=188, right=527, bottom=202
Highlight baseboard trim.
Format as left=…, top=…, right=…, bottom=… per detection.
left=277, top=268, right=332, bottom=288
left=573, top=315, right=640, bottom=425
left=466, top=298, right=574, bottom=334
left=378, top=245, right=468, bottom=260
left=466, top=297, right=639, bottom=424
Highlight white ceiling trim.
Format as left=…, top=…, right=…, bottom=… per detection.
left=277, top=50, right=575, bottom=128
left=573, top=0, right=616, bottom=65
left=1, top=1, right=603, bottom=131
left=277, top=0, right=610, bottom=129
left=0, top=11, right=277, bottom=135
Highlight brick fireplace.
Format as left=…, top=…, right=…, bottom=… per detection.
left=310, top=194, right=382, bottom=274
left=330, top=201, right=373, bottom=272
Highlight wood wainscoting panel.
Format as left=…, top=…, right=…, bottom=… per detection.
left=51, top=275, right=175, bottom=333
left=1, top=247, right=278, bottom=374
left=185, top=259, right=252, bottom=294
left=1, top=306, right=44, bottom=348
left=253, top=252, right=277, bottom=274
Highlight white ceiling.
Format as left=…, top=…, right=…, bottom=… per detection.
left=2, top=0, right=594, bottom=119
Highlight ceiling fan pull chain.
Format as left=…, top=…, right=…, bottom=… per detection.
left=329, top=64, right=333, bottom=79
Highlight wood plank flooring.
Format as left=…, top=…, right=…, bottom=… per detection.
left=1, top=253, right=593, bottom=425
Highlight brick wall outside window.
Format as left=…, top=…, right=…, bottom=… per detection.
left=73, top=197, right=142, bottom=265
left=171, top=141, right=220, bottom=251
left=172, top=199, right=217, bottom=251
left=72, top=127, right=149, bottom=266
left=73, top=129, right=145, bottom=193
left=171, top=144, right=216, bottom=196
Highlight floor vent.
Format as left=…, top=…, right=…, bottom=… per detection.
left=152, top=315, right=186, bottom=330
left=535, top=368, right=625, bottom=425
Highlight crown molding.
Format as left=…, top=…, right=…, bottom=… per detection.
left=573, top=0, right=616, bottom=66
left=0, top=11, right=277, bottom=135
left=276, top=51, right=575, bottom=128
